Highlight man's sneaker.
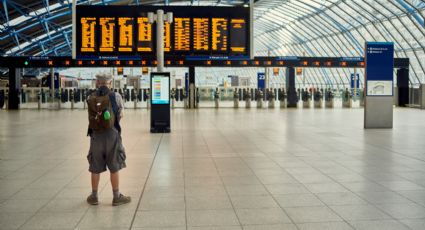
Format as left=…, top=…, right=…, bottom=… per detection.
left=87, top=194, right=98, bottom=205
left=112, top=194, right=131, bottom=206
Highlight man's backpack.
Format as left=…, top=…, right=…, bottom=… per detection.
left=87, top=92, right=115, bottom=132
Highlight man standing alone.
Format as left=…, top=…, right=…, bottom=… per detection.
left=86, top=73, right=131, bottom=206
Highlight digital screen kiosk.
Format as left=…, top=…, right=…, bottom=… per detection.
left=150, top=72, right=170, bottom=133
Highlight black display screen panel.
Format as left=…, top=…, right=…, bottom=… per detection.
left=76, top=5, right=250, bottom=58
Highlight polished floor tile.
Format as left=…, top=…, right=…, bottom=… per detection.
left=1, top=108, right=425, bottom=229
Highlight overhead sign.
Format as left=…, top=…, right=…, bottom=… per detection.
left=365, top=42, right=394, bottom=96
left=76, top=6, right=250, bottom=58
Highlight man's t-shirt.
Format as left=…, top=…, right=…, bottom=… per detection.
left=114, top=92, right=124, bottom=119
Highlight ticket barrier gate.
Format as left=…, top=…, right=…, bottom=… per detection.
left=325, top=89, right=334, bottom=108
left=342, top=88, right=352, bottom=108
left=279, top=88, right=287, bottom=108
left=256, top=90, right=263, bottom=108
left=171, top=88, right=176, bottom=109
left=314, top=89, right=323, bottom=108
left=146, top=89, right=151, bottom=109
left=268, top=88, right=275, bottom=109
left=183, top=89, right=188, bottom=108
left=0, top=89, right=5, bottom=109
left=245, top=89, right=251, bottom=108
left=359, top=89, right=365, bottom=107
left=233, top=89, right=239, bottom=108
left=214, top=88, right=220, bottom=108
left=238, top=89, right=243, bottom=102
left=302, top=89, right=311, bottom=108
left=195, top=88, right=200, bottom=108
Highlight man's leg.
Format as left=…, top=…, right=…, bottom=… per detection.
left=87, top=173, right=100, bottom=205
left=110, top=171, right=119, bottom=191
left=110, top=171, right=131, bottom=206
left=92, top=173, right=100, bottom=192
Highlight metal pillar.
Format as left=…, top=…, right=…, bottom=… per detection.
left=286, top=67, right=297, bottom=107
left=396, top=68, right=409, bottom=107
left=189, top=66, right=195, bottom=109
left=156, top=9, right=164, bottom=72
left=72, top=0, right=76, bottom=59
left=8, top=68, right=21, bottom=110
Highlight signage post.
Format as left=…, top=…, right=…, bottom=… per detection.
left=364, top=42, right=394, bottom=129
left=150, top=72, right=171, bottom=133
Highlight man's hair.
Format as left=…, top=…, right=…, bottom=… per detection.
left=95, top=73, right=113, bottom=86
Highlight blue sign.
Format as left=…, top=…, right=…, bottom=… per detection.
left=185, top=55, right=250, bottom=61
left=276, top=56, right=299, bottom=60
left=350, top=73, right=360, bottom=89
left=365, top=42, right=394, bottom=96
left=257, top=73, right=265, bottom=90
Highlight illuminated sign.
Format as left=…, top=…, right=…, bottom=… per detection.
left=164, top=22, right=172, bottom=52
left=193, top=18, right=209, bottom=51
left=76, top=6, right=250, bottom=57
left=137, top=17, right=153, bottom=52
left=230, top=19, right=246, bottom=53
left=80, top=17, right=96, bottom=52
left=99, top=17, right=115, bottom=52
left=118, top=17, right=134, bottom=52
left=211, top=18, right=228, bottom=52
left=174, top=18, right=191, bottom=51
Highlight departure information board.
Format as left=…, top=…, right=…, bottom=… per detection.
left=80, top=17, right=96, bottom=52
left=118, top=17, right=134, bottom=52
left=137, top=17, right=153, bottom=52
left=212, top=18, right=228, bottom=52
left=193, top=18, right=209, bottom=51
left=230, top=19, right=246, bottom=53
left=174, top=18, right=190, bottom=51
left=76, top=5, right=250, bottom=58
left=164, top=22, right=171, bottom=52
left=99, top=17, right=115, bottom=52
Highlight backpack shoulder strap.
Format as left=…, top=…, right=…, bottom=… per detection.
left=108, top=92, right=119, bottom=115
left=108, top=92, right=121, bottom=133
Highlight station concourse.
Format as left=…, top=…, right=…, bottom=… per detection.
left=1, top=0, right=425, bottom=230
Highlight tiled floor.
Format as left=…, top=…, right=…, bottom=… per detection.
left=1, top=107, right=425, bottom=230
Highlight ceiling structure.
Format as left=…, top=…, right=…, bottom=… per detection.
left=1, top=0, right=424, bottom=86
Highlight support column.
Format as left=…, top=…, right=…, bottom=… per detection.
left=8, top=68, right=21, bottom=110
left=286, top=67, right=297, bottom=107
left=189, top=66, right=195, bottom=109
left=396, top=68, right=409, bottom=107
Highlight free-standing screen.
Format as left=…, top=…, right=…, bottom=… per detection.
left=151, top=75, right=170, bottom=105
left=76, top=5, right=250, bottom=58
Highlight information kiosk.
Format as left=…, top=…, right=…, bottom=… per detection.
left=150, top=72, right=171, bottom=133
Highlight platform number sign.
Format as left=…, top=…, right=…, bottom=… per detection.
left=257, top=72, right=265, bottom=90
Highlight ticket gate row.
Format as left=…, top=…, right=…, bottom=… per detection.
left=13, top=87, right=158, bottom=109
left=208, top=88, right=287, bottom=109
left=298, top=88, right=364, bottom=109
left=8, top=87, right=190, bottom=110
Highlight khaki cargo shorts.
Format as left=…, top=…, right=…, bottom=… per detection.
left=87, top=128, right=126, bottom=173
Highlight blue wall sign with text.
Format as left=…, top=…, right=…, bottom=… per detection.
left=365, top=42, right=394, bottom=96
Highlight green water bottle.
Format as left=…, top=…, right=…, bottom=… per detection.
left=103, top=110, right=111, bottom=121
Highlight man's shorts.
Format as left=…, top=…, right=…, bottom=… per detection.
left=87, top=128, right=126, bottom=173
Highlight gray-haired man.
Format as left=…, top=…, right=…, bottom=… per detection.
left=86, top=73, right=131, bottom=206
